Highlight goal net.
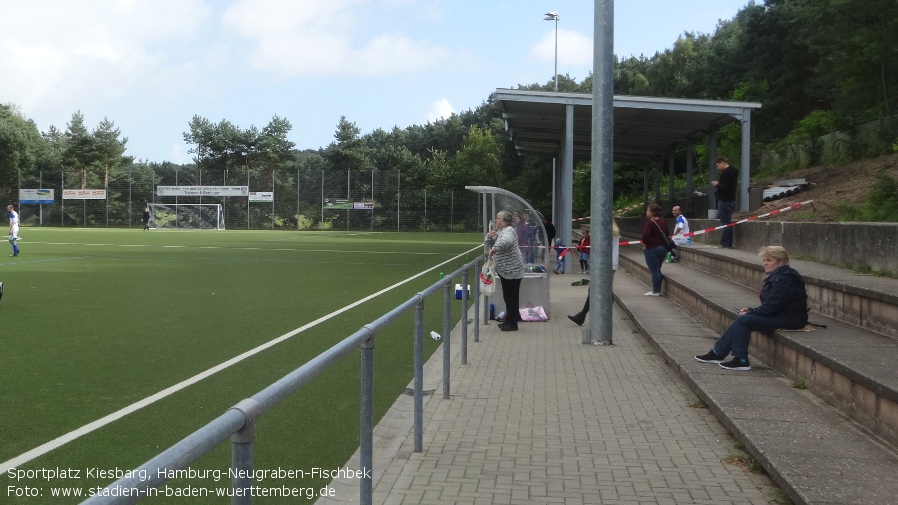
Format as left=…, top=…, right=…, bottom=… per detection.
left=147, top=203, right=225, bottom=230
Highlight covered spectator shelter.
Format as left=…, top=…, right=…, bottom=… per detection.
left=492, top=88, right=762, bottom=268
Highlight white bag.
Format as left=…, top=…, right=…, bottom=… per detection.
left=480, top=258, right=497, bottom=296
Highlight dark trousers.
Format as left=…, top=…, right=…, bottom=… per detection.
left=718, top=200, right=735, bottom=247
left=499, top=276, right=522, bottom=323
left=574, top=271, right=615, bottom=317
left=713, top=313, right=806, bottom=359
left=643, top=246, right=666, bottom=293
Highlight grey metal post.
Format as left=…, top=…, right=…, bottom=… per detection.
left=740, top=109, right=752, bottom=212
left=229, top=398, right=262, bottom=505
left=642, top=164, right=649, bottom=206
left=668, top=151, right=676, bottom=207
left=347, top=170, right=350, bottom=231
left=482, top=192, right=490, bottom=326
left=587, top=0, right=615, bottom=345
left=709, top=127, right=718, bottom=212
left=321, top=169, right=325, bottom=229
left=461, top=268, right=469, bottom=365
left=473, top=261, right=481, bottom=342
left=686, top=141, right=695, bottom=206
left=296, top=168, right=300, bottom=230
left=561, top=103, right=574, bottom=273
left=359, top=331, right=375, bottom=505
left=442, top=283, right=452, bottom=400
left=413, top=300, right=424, bottom=452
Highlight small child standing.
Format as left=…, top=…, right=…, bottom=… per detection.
left=553, top=238, right=566, bottom=274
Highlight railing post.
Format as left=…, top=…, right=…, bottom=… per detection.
left=359, top=330, right=375, bottom=505
left=442, top=282, right=452, bottom=399
left=461, top=268, right=469, bottom=365
left=414, top=300, right=425, bottom=452
left=473, top=261, right=481, bottom=342
left=229, top=398, right=262, bottom=505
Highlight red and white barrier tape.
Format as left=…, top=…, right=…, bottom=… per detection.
left=617, top=199, right=816, bottom=246
left=571, top=203, right=644, bottom=222
left=613, top=203, right=642, bottom=215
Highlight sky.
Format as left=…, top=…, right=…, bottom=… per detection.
left=1, top=0, right=751, bottom=164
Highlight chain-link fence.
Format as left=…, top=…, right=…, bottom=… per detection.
left=4, top=168, right=483, bottom=232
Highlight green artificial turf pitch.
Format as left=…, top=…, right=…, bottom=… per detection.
left=0, top=228, right=481, bottom=503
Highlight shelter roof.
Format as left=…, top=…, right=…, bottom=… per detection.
left=493, top=89, right=762, bottom=163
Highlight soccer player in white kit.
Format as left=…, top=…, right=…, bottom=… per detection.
left=8, top=204, right=20, bottom=257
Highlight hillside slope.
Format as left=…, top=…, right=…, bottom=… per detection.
left=741, top=152, right=898, bottom=222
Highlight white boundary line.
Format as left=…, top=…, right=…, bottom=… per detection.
left=0, top=245, right=483, bottom=474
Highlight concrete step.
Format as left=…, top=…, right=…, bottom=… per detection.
left=618, top=245, right=898, bottom=449
left=611, top=269, right=898, bottom=505
left=680, top=245, right=898, bottom=341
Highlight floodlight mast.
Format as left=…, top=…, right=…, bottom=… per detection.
left=544, top=11, right=560, bottom=245
left=544, top=11, right=559, bottom=91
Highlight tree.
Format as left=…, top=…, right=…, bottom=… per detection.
left=806, top=0, right=898, bottom=127
left=451, top=125, right=502, bottom=188
left=257, top=115, right=296, bottom=188
left=0, top=104, right=46, bottom=193
left=324, top=116, right=370, bottom=172
left=92, top=117, right=132, bottom=189
left=62, top=111, right=95, bottom=188
left=183, top=115, right=214, bottom=169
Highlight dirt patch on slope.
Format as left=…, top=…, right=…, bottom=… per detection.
left=739, top=152, right=898, bottom=222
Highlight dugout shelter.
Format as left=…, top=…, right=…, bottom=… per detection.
left=466, top=185, right=551, bottom=320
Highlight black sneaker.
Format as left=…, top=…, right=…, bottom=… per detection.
left=498, top=322, right=518, bottom=332
left=695, top=350, right=725, bottom=363
left=719, top=357, right=751, bottom=371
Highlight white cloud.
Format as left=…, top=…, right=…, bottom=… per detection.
left=425, top=99, right=455, bottom=123
left=222, top=0, right=451, bottom=77
left=0, top=0, right=212, bottom=114
left=530, top=28, right=594, bottom=68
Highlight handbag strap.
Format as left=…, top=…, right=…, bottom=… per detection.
left=651, top=219, right=670, bottom=241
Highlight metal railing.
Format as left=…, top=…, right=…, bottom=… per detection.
left=82, top=253, right=485, bottom=505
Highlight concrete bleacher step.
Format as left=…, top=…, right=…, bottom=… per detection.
left=618, top=245, right=898, bottom=450
left=683, top=246, right=898, bottom=341
left=611, top=269, right=898, bottom=505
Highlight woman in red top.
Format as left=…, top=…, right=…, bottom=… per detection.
left=641, top=203, right=669, bottom=296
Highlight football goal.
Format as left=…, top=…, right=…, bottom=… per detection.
left=147, top=203, right=225, bottom=230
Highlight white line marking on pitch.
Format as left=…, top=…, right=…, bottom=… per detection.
left=0, top=245, right=482, bottom=474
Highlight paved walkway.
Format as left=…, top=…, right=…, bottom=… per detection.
left=320, top=272, right=780, bottom=504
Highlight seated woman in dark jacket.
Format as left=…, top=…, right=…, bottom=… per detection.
left=695, top=246, right=808, bottom=371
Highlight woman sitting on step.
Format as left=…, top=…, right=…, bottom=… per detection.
left=695, top=245, right=808, bottom=371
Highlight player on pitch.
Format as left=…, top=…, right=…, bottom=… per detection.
left=8, top=204, right=20, bottom=257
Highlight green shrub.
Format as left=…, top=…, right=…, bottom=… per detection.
left=833, top=199, right=864, bottom=221
left=863, top=171, right=898, bottom=222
